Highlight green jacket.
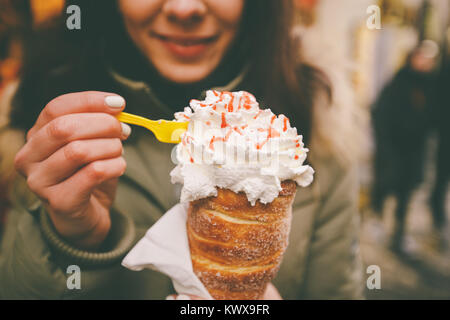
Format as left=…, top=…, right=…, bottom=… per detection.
left=0, top=66, right=363, bottom=300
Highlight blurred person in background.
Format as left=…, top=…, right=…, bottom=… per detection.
left=0, top=0, right=363, bottom=299
left=371, top=40, right=439, bottom=252
left=429, top=50, right=450, bottom=250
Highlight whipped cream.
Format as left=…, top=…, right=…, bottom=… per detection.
left=170, top=90, right=314, bottom=205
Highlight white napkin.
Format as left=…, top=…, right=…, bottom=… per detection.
left=121, top=203, right=213, bottom=300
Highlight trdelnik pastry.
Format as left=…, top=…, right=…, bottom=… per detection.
left=170, top=90, right=314, bottom=300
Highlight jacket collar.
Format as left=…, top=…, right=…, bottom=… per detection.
left=104, top=62, right=249, bottom=120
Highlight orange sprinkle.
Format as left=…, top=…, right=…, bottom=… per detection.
left=294, top=155, right=299, bottom=160
left=219, top=91, right=232, bottom=103
left=206, top=121, right=211, bottom=126
left=296, top=143, right=300, bottom=148
left=190, top=157, right=194, bottom=163
left=221, top=113, right=228, bottom=128
left=233, top=127, right=242, bottom=135
left=241, top=124, right=248, bottom=129
left=224, top=129, right=233, bottom=141
left=268, top=127, right=280, bottom=138
left=182, top=114, right=190, bottom=120
left=209, top=136, right=215, bottom=150
left=209, top=135, right=226, bottom=150
left=228, top=95, right=234, bottom=112
left=213, top=106, right=217, bottom=111
left=256, top=139, right=268, bottom=150
left=212, top=90, right=219, bottom=97
left=253, top=110, right=263, bottom=119
left=243, top=92, right=256, bottom=102
left=283, top=117, right=290, bottom=132
left=270, top=115, right=276, bottom=124
left=182, top=135, right=191, bottom=146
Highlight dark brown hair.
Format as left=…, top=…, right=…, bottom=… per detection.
left=10, top=0, right=330, bottom=143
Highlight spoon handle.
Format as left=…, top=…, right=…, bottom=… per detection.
left=116, top=112, right=155, bottom=129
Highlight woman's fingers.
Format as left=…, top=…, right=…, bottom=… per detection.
left=167, top=284, right=282, bottom=301
left=263, top=283, right=282, bottom=300
left=15, top=113, right=130, bottom=171
left=28, top=138, right=124, bottom=188
left=42, top=156, right=126, bottom=215
left=27, top=91, right=126, bottom=140
left=165, top=294, right=205, bottom=300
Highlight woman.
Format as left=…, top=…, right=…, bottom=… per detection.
left=0, top=0, right=363, bottom=299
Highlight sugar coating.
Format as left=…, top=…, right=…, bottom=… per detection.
left=188, top=184, right=296, bottom=299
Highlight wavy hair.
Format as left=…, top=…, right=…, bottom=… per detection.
left=10, top=1, right=332, bottom=144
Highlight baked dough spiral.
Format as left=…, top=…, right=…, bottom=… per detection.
left=187, top=180, right=297, bottom=300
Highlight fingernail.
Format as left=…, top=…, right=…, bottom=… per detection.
left=165, top=295, right=175, bottom=300
left=176, top=294, right=191, bottom=300
left=105, top=95, right=125, bottom=108
left=121, top=123, right=131, bottom=137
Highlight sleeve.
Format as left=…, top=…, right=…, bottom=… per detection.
left=0, top=177, right=136, bottom=299
left=300, top=162, right=364, bottom=299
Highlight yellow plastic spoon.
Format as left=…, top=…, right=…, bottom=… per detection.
left=116, top=112, right=188, bottom=144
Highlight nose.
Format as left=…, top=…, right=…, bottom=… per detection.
left=163, top=0, right=207, bottom=24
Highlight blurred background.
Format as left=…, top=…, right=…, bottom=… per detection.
left=0, top=0, right=449, bottom=299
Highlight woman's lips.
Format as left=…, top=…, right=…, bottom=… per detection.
left=151, top=32, right=219, bottom=59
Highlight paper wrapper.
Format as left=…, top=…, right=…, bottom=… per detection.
left=121, top=203, right=213, bottom=300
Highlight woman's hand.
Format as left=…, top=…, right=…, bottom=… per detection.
left=14, top=91, right=131, bottom=249
left=262, top=282, right=283, bottom=300
left=166, top=283, right=283, bottom=300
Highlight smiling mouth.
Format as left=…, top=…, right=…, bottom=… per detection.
left=151, top=32, right=220, bottom=59
left=151, top=32, right=220, bottom=46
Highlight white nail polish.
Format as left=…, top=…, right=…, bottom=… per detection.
left=105, top=96, right=125, bottom=108
left=176, top=294, right=191, bottom=300
left=165, top=295, right=175, bottom=300
left=121, top=123, right=131, bottom=137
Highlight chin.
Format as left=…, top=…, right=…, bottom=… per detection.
left=154, top=61, right=220, bottom=84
